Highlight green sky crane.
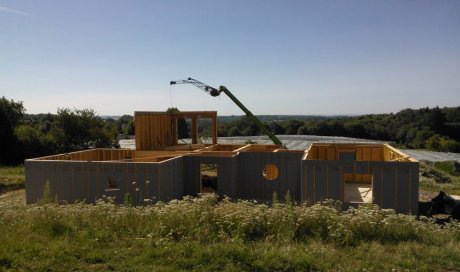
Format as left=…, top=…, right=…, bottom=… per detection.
left=170, top=77, right=285, bottom=148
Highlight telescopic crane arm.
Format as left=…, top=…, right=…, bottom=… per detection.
left=170, top=77, right=285, bottom=147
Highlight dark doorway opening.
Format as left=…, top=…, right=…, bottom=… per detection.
left=200, top=163, right=218, bottom=193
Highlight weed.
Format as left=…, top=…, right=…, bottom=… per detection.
left=1, top=194, right=460, bottom=270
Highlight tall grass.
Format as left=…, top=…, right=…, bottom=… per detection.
left=0, top=165, right=25, bottom=194
left=1, top=194, right=460, bottom=271
left=420, top=161, right=460, bottom=195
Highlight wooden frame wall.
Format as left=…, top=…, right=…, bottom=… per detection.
left=304, top=143, right=413, bottom=162
left=135, top=111, right=217, bottom=151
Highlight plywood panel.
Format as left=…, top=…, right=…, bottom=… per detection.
left=326, top=146, right=334, bottom=160
left=318, top=147, right=327, bottom=160
left=308, top=146, right=318, bottom=160
left=371, top=148, right=382, bottom=161
left=135, top=112, right=172, bottom=151
left=135, top=111, right=217, bottom=151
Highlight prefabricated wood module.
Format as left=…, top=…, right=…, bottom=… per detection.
left=25, top=111, right=419, bottom=214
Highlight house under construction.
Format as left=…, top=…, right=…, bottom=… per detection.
left=25, top=111, right=419, bottom=214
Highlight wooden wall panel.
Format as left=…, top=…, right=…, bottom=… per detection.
left=135, top=111, right=217, bottom=151
left=135, top=112, right=173, bottom=151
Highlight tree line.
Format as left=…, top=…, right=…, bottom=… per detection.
left=0, top=97, right=126, bottom=165
left=217, top=106, right=460, bottom=152
left=2, top=95, right=459, bottom=165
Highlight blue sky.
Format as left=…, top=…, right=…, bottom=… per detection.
left=1, top=0, right=459, bottom=115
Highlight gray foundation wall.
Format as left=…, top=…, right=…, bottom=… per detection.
left=25, top=152, right=304, bottom=205
left=301, top=160, right=419, bottom=214
left=25, top=157, right=185, bottom=205
left=182, top=156, right=238, bottom=198
left=25, top=151, right=419, bottom=215
left=238, top=152, right=304, bottom=202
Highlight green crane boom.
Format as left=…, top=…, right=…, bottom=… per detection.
left=170, top=77, right=285, bottom=147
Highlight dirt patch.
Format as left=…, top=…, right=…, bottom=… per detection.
left=419, top=190, right=438, bottom=202
left=0, top=189, right=26, bottom=207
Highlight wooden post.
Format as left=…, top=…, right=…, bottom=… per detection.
left=212, top=112, right=217, bottom=144
left=192, top=116, right=198, bottom=144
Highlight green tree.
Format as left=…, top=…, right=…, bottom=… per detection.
left=0, top=97, right=25, bottom=164
left=425, top=134, right=442, bottom=151
left=124, top=120, right=135, bottom=135
left=51, top=108, right=118, bottom=152
left=117, top=115, right=134, bottom=134
left=297, top=125, right=310, bottom=135
left=14, top=125, right=55, bottom=159
left=228, top=127, right=241, bottom=137
left=343, top=120, right=366, bottom=138
left=412, top=128, right=434, bottom=149
left=284, top=120, right=302, bottom=135
left=426, top=106, right=446, bottom=132
left=269, top=121, right=284, bottom=134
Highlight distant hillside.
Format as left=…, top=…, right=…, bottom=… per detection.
left=217, top=115, right=353, bottom=123
left=216, top=106, right=460, bottom=153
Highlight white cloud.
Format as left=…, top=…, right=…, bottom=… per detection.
left=0, top=5, right=30, bottom=16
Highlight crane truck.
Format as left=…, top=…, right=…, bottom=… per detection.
left=170, top=77, right=285, bottom=147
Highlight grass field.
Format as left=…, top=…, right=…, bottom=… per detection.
left=0, top=166, right=25, bottom=194
left=0, top=163, right=460, bottom=271
left=419, top=161, right=460, bottom=195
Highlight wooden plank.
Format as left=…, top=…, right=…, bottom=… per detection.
left=327, top=147, right=335, bottom=160
left=371, top=148, right=382, bottom=161
left=356, top=147, right=363, bottom=161
left=309, top=146, right=318, bottom=160
left=362, top=147, right=372, bottom=161
left=134, top=111, right=217, bottom=151
left=318, top=147, right=325, bottom=160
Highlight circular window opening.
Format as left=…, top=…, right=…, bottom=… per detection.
left=262, top=164, right=279, bottom=180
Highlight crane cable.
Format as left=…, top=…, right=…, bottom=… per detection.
left=169, top=83, right=190, bottom=147
left=169, top=84, right=174, bottom=108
